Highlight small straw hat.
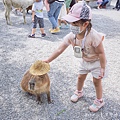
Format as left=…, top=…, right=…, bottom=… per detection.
left=29, top=60, right=50, bottom=75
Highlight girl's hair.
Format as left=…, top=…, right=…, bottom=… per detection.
left=73, top=19, right=92, bottom=32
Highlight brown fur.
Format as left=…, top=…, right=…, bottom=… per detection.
left=20, top=70, right=52, bottom=104
left=26, top=5, right=32, bottom=14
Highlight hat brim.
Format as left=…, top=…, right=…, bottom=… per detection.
left=62, top=14, right=80, bottom=23
left=29, top=61, right=50, bottom=76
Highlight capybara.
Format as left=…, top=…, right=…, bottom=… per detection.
left=20, top=60, right=52, bottom=104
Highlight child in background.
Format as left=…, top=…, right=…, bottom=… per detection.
left=97, top=0, right=109, bottom=9
left=28, top=0, right=46, bottom=38
left=100, top=0, right=109, bottom=8
left=97, top=0, right=103, bottom=9
left=43, top=2, right=107, bottom=112
left=58, top=3, right=69, bottom=29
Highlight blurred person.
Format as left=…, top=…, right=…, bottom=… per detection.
left=100, top=0, right=109, bottom=8
left=65, top=0, right=72, bottom=13
left=97, top=0, right=103, bottom=9
left=58, top=3, right=69, bottom=29
left=47, top=0, right=64, bottom=34
left=69, top=0, right=76, bottom=9
left=113, top=0, right=120, bottom=10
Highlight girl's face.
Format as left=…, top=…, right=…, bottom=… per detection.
left=70, top=20, right=89, bottom=34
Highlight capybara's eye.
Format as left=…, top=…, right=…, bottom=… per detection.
left=38, top=75, right=44, bottom=79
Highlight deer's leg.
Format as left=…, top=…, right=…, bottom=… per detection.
left=22, top=9, right=26, bottom=24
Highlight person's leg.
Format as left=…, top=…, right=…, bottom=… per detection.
left=93, top=77, right=102, bottom=99
left=31, top=28, right=36, bottom=35
left=101, top=0, right=109, bottom=8
left=88, top=60, right=106, bottom=112
left=54, top=3, right=62, bottom=23
left=38, top=18, right=46, bottom=37
left=28, top=28, right=36, bottom=38
left=103, top=1, right=109, bottom=7
left=49, top=2, right=62, bottom=33
left=71, top=74, right=87, bottom=102
left=89, top=77, right=105, bottom=112
left=28, top=16, right=37, bottom=38
left=62, top=20, right=68, bottom=25
left=48, top=2, right=59, bottom=29
left=58, top=19, right=62, bottom=28
left=40, top=28, right=45, bottom=34
left=115, top=0, right=119, bottom=8
left=77, top=74, right=87, bottom=91
left=117, top=0, right=120, bottom=10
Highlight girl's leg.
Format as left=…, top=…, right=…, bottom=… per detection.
left=93, top=77, right=102, bottom=99
left=89, top=77, right=105, bottom=112
left=71, top=74, right=87, bottom=102
left=77, top=74, right=87, bottom=91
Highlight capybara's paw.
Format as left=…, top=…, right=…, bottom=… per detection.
left=48, top=100, right=54, bottom=104
left=36, top=100, right=43, bottom=104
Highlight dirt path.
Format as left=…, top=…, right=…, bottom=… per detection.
left=0, top=0, right=120, bottom=120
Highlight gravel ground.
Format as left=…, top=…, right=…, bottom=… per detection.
left=0, top=0, right=120, bottom=120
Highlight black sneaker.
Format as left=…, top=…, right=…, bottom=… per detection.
left=41, top=33, right=46, bottom=37
left=28, top=34, right=35, bottom=38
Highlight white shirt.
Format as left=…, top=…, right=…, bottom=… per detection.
left=32, top=1, right=44, bottom=18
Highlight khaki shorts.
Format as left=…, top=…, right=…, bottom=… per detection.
left=79, top=59, right=108, bottom=79
left=58, top=3, right=67, bottom=20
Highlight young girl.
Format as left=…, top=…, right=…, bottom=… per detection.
left=28, top=0, right=46, bottom=38
left=43, top=1, right=107, bottom=112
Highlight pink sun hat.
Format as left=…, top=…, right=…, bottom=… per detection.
left=62, top=1, right=92, bottom=23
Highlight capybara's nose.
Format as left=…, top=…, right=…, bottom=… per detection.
left=29, top=80, right=35, bottom=90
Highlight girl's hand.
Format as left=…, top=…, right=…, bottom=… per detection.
left=98, top=68, right=105, bottom=79
left=43, top=59, right=50, bottom=63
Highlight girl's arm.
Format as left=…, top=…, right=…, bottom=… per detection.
left=95, top=41, right=106, bottom=78
left=44, top=42, right=68, bottom=63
